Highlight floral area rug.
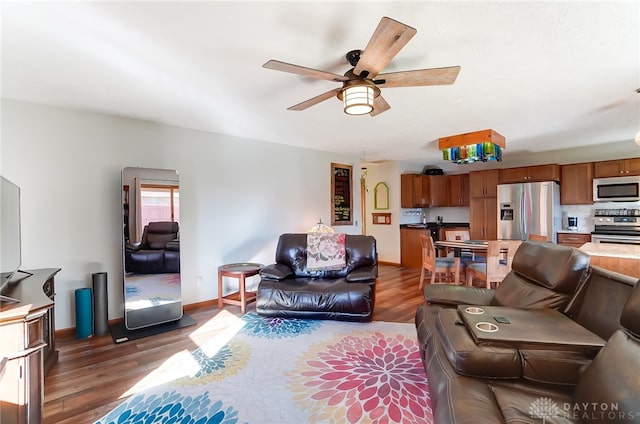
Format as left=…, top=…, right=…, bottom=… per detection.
left=95, top=313, right=433, bottom=424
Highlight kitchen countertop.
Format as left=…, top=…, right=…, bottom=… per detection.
left=579, top=242, right=640, bottom=259
left=557, top=230, right=592, bottom=234
left=400, top=222, right=469, bottom=229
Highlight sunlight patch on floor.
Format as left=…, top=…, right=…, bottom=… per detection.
left=119, top=309, right=246, bottom=398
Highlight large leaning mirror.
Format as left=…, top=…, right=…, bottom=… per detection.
left=122, top=167, right=182, bottom=330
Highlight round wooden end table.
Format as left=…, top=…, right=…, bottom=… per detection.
left=217, top=262, right=263, bottom=314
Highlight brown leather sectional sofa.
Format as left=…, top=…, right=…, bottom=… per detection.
left=415, top=241, right=639, bottom=423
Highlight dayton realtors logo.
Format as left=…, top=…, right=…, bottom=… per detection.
left=529, top=397, right=561, bottom=423
left=529, top=397, right=639, bottom=422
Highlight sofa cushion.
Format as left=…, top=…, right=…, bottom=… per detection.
left=510, top=241, right=591, bottom=294
left=564, top=266, right=637, bottom=340
left=129, top=250, right=165, bottom=273
left=256, top=278, right=374, bottom=322
left=491, top=242, right=590, bottom=310
left=572, top=330, right=640, bottom=421
left=491, top=274, right=575, bottom=310
left=489, top=382, right=576, bottom=424
left=434, top=377, right=503, bottom=424
left=572, top=283, right=640, bottom=418
left=519, top=349, right=591, bottom=387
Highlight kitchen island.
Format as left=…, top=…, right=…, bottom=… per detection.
left=578, top=242, right=640, bottom=279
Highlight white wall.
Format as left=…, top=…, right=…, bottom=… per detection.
left=363, top=162, right=401, bottom=264
left=1, top=99, right=361, bottom=330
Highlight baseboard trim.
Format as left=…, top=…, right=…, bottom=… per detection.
left=55, top=299, right=221, bottom=338
left=378, top=260, right=401, bottom=266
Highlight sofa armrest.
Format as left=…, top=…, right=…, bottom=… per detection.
left=126, top=242, right=142, bottom=252
left=165, top=240, right=180, bottom=251
left=425, top=285, right=495, bottom=306
left=346, top=265, right=377, bottom=282
left=260, top=263, right=294, bottom=280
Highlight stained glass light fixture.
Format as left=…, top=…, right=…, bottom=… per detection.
left=439, top=129, right=506, bottom=164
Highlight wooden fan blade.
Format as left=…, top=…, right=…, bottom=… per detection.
left=263, top=60, right=349, bottom=82
left=376, top=66, right=461, bottom=88
left=287, top=88, right=342, bottom=111
left=354, top=17, right=417, bottom=79
left=370, top=95, right=390, bottom=116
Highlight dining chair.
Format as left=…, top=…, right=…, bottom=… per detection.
left=466, top=240, right=523, bottom=289
left=528, top=234, right=547, bottom=242
left=419, top=234, right=460, bottom=290
left=445, top=229, right=484, bottom=265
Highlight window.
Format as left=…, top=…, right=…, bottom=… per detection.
left=140, top=184, right=179, bottom=229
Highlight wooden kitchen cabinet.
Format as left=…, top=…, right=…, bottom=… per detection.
left=427, top=175, right=448, bottom=207
left=469, top=169, right=499, bottom=198
left=499, top=164, right=560, bottom=184
left=447, top=174, right=469, bottom=206
left=400, top=227, right=425, bottom=268
left=560, top=162, right=594, bottom=205
left=594, top=158, right=640, bottom=177
left=557, top=233, right=591, bottom=248
left=401, top=174, right=430, bottom=208
left=469, top=170, right=498, bottom=240
left=469, top=197, right=497, bottom=240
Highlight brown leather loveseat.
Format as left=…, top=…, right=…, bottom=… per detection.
left=256, top=233, right=377, bottom=322
left=415, top=241, right=639, bottom=423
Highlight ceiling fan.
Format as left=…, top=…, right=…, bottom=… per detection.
left=263, top=16, right=461, bottom=116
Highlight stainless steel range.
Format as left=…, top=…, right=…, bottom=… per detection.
left=592, top=208, right=640, bottom=245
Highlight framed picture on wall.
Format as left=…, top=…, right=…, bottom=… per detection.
left=331, top=163, right=353, bottom=226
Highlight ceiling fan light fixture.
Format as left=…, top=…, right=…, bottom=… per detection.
left=342, top=85, right=375, bottom=115
left=438, top=129, right=506, bottom=165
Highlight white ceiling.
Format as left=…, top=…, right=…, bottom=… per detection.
left=2, top=1, right=639, bottom=172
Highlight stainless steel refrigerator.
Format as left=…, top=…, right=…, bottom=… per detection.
left=497, top=181, right=561, bottom=242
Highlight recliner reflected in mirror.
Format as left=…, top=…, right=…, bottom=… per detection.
left=125, top=221, right=180, bottom=274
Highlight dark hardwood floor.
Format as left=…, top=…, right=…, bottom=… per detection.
left=44, top=264, right=424, bottom=424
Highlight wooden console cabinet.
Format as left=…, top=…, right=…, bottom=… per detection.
left=1, top=268, right=60, bottom=424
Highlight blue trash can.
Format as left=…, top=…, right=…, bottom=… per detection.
left=75, top=288, right=93, bottom=339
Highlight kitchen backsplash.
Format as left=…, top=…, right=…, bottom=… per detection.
left=563, top=201, right=640, bottom=232
left=400, top=207, right=470, bottom=225
left=561, top=205, right=594, bottom=232
left=400, top=202, right=640, bottom=232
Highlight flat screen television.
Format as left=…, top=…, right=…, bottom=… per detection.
left=1, top=176, right=23, bottom=300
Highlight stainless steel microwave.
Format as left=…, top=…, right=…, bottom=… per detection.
left=593, top=176, right=640, bottom=202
